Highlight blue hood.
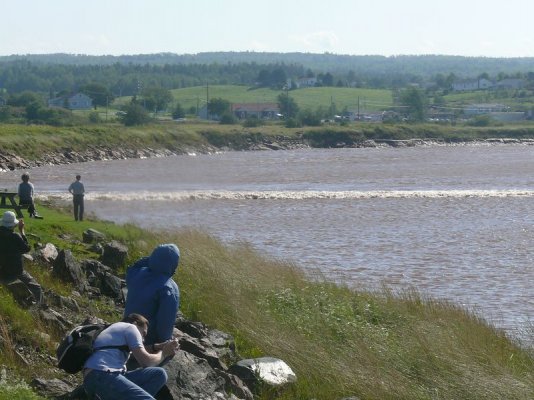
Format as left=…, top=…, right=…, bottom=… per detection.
left=148, top=244, right=180, bottom=276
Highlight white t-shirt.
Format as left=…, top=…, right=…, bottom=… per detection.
left=84, top=322, right=144, bottom=372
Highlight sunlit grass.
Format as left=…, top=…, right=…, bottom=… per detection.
left=1, top=205, right=534, bottom=399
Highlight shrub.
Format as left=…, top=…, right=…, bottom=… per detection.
left=219, top=113, right=236, bottom=125
left=88, top=111, right=101, bottom=123
left=242, top=116, right=263, bottom=127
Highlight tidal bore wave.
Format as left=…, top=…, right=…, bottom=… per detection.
left=40, top=189, right=534, bottom=202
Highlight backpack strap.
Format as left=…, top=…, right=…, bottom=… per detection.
left=93, top=344, right=130, bottom=352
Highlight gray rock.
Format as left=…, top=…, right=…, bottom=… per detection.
left=166, top=350, right=227, bottom=399
left=4, top=279, right=35, bottom=307
left=37, top=243, right=59, bottom=263
left=45, top=290, right=80, bottom=312
left=31, top=378, right=78, bottom=399
left=53, top=250, right=86, bottom=293
left=216, top=369, right=254, bottom=400
left=38, top=308, right=72, bottom=333
left=178, top=336, right=227, bottom=370
left=229, top=357, right=296, bottom=389
left=100, top=240, right=128, bottom=270
left=81, top=259, right=123, bottom=299
left=82, top=228, right=106, bottom=244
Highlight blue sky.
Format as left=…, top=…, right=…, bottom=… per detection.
left=3, top=0, right=534, bottom=57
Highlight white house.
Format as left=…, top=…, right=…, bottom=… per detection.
left=295, top=77, right=318, bottom=88
left=452, top=78, right=493, bottom=91
left=464, top=103, right=509, bottom=115
left=48, top=93, right=93, bottom=110
left=231, top=103, right=280, bottom=119
left=494, top=78, right=525, bottom=90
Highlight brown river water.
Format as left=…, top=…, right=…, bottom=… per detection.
left=2, top=144, right=534, bottom=343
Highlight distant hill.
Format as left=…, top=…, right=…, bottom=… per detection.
left=2, top=52, right=534, bottom=79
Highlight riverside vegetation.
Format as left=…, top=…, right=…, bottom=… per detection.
left=4, top=121, right=534, bottom=171
left=1, top=204, right=534, bottom=399
left=2, top=124, right=534, bottom=399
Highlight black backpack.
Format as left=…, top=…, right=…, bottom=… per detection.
left=56, top=323, right=128, bottom=374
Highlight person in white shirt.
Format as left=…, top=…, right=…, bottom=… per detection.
left=83, top=313, right=178, bottom=400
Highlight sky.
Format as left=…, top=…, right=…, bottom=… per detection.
left=3, top=0, right=534, bottom=58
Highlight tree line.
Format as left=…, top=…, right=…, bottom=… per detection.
left=4, top=53, right=534, bottom=99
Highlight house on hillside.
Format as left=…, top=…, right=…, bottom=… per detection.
left=48, top=92, right=93, bottom=110
left=464, top=103, right=509, bottom=115
left=494, top=78, right=525, bottom=90
left=231, top=103, right=280, bottom=120
left=452, top=78, right=493, bottom=91
left=295, top=77, right=318, bottom=88
left=0, top=97, right=6, bottom=106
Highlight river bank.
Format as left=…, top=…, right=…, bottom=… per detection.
left=3, top=205, right=534, bottom=400
left=2, top=131, right=534, bottom=172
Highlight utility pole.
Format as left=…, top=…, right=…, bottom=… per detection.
left=206, top=82, right=209, bottom=119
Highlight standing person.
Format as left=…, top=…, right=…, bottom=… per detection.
left=68, top=174, right=85, bottom=221
left=0, top=211, right=43, bottom=305
left=83, top=313, right=178, bottom=400
left=18, top=172, right=41, bottom=218
left=124, top=244, right=181, bottom=348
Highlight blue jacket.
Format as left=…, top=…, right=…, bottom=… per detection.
left=124, top=244, right=180, bottom=345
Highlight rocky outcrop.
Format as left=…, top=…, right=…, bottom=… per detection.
left=12, top=228, right=296, bottom=400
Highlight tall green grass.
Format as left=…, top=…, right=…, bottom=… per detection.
left=2, top=206, right=534, bottom=399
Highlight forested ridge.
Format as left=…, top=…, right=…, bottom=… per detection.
left=3, top=52, right=534, bottom=96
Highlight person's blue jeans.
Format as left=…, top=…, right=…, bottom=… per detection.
left=83, top=367, right=167, bottom=400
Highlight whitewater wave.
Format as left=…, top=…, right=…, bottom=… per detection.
left=38, top=189, right=534, bottom=202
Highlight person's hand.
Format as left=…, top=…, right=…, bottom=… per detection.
left=17, top=219, right=25, bottom=232
left=161, top=339, right=179, bottom=358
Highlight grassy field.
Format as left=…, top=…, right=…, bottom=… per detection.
left=1, top=204, right=534, bottom=399
left=166, top=85, right=393, bottom=113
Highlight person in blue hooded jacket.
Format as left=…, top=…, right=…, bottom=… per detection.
left=124, top=244, right=180, bottom=348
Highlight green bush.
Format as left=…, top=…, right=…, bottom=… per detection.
left=242, top=116, right=263, bottom=127
left=219, top=113, right=236, bottom=125
left=88, top=111, right=101, bottom=123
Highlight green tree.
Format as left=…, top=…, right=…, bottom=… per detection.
left=172, top=102, right=185, bottom=119
left=120, top=103, right=151, bottom=126
left=400, top=86, right=427, bottom=122
left=141, top=86, right=173, bottom=112
left=80, top=83, right=113, bottom=109
left=219, top=112, right=237, bottom=124
left=277, top=92, right=299, bottom=118
left=207, top=97, right=231, bottom=118
left=298, top=108, right=322, bottom=126
left=8, top=91, right=43, bottom=107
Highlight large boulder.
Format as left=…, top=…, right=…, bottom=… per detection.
left=4, top=279, right=35, bottom=307
left=228, top=357, right=297, bottom=390
left=81, top=259, right=123, bottom=299
left=37, top=243, right=59, bottom=264
left=31, top=378, right=78, bottom=399
left=165, top=350, right=228, bottom=400
left=82, top=228, right=106, bottom=244
left=45, top=290, right=80, bottom=312
left=100, top=241, right=128, bottom=270
left=53, top=250, right=87, bottom=293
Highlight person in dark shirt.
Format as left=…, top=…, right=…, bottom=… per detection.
left=0, top=211, right=43, bottom=305
left=18, top=172, right=41, bottom=218
left=68, top=174, right=85, bottom=221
